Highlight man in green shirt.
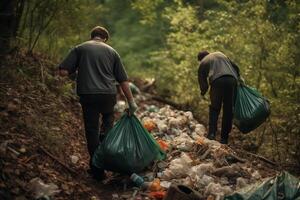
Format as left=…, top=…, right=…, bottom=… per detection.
left=58, top=26, right=137, bottom=180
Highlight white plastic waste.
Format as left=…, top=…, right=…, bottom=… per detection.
left=160, top=181, right=172, bottom=189
left=195, top=174, right=215, bottom=188
left=156, top=120, right=168, bottom=133
left=29, top=178, right=60, bottom=199
left=184, top=111, right=194, bottom=121
left=194, top=124, right=206, bottom=136
left=251, top=170, right=262, bottom=180
left=70, top=155, right=79, bottom=164
left=173, top=133, right=193, bottom=145
left=236, top=177, right=248, bottom=189
left=188, top=163, right=215, bottom=179
left=204, top=183, right=232, bottom=200
left=114, top=101, right=126, bottom=113
left=177, top=140, right=194, bottom=151
left=162, top=153, right=193, bottom=179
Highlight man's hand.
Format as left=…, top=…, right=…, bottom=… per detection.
left=200, top=91, right=207, bottom=100
left=119, top=81, right=138, bottom=114
left=128, top=100, right=138, bottom=115
left=56, top=69, right=69, bottom=77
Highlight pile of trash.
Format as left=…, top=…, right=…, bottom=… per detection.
left=113, top=93, right=278, bottom=200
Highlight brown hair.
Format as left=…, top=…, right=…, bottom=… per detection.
left=197, top=50, right=209, bottom=61
left=90, top=26, right=109, bottom=41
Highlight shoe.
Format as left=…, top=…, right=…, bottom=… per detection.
left=220, top=138, right=228, bottom=144
left=207, top=132, right=216, bottom=140
left=220, top=132, right=229, bottom=144
left=90, top=166, right=106, bottom=181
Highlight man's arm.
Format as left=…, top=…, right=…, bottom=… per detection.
left=120, top=81, right=134, bottom=102
left=229, top=59, right=240, bottom=77
left=57, top=47, right=79, bottom=77
left=113, top=52, right=138, bottom=114
left=116, top=84, right=126, bottom=100
left=120, top=81, right=137, bottom=114
left=198, top=63, right=209, bottom=96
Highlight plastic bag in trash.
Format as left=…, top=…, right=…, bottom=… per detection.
left=188, top=163, right=215, bottom=179
left=195, top=174, right=215, bottom=188
left=205, top=183, right=233, bottom=200
left=184, top=111, right=194, bottom=120
left=194, top=124, right=206, bottom=136
left=162, top=153, right=193, bottom=179
left=28, top=178, right=60, bottom=199
left=225, top=171, right=300, bottom=200
left=92, top=113, right=166, bottom=174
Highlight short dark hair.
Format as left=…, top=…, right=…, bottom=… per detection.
left=197, top=50, right=209, bottom=61
left=90, top=26, right=109, bottom=41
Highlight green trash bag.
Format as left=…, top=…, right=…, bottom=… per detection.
left=225, top=171, right=300, bottom=200
left=92, top=113, right=166, bottom=174
left=233, top=84, right=270, bottom=133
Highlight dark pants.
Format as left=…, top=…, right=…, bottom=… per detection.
left=209, top=76, right=237, bottom=143
left=79, top=94, right=116, bottom=169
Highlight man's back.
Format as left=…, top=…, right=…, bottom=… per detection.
left=58, top=26, right=137, bottom=181
left=59, top=40, right=128, bottom=94
left=200, top=51, right=238, bottom=83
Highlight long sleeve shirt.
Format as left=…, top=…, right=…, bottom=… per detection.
left=59, top=40, right=128, bottom=95
left=198, top=52, right=240, bottom=95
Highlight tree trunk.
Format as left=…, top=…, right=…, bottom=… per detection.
left=0, top=0, right=16, bottom=55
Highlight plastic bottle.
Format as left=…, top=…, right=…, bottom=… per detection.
left=130, top=173, right=145, bottom=187
left=130, top=174, right=163, bottom=191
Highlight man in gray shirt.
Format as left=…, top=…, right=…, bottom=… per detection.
left=198, top=51, right=240, bottom=144
left=58, top=26, right=137, bottom=180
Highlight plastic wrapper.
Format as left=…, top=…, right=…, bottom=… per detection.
left=205, top=183, right=232, bottom=200
left=188, top=163, right=215, bottom=179
left=162, top=153, right=193, bottom=179
left=28, top=178, right=60, bottom=199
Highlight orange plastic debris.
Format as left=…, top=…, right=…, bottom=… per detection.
left=149, top=178, right=161, bottom=191
left=157, top=140, right=169, bottom=151
left=143, top=120, right=156, bottom=132
left=196, top=138, right=205, bottom=145
left=149, top=191, right=166, bottom=200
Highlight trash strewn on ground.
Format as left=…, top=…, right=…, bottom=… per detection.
left=0, top=78, right=284, bottom=199
left=106, top=92, right=282, bottom=200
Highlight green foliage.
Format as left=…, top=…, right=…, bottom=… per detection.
left=135, top=0, right=300, bottom=166
left=98, top=0, right=167, bottom=77
left=18, top=0, right=102, bottom=57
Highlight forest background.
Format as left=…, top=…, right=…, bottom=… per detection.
left=1, top=0, right=299, bottom=172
